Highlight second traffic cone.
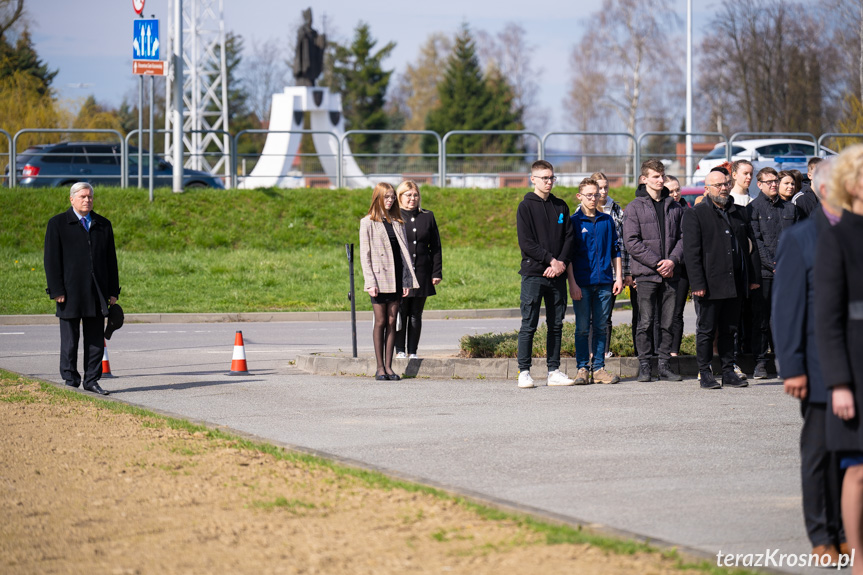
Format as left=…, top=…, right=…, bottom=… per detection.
left=101, top=339, right=115, bottom=377
left=228, top=330, right=249, bottom=375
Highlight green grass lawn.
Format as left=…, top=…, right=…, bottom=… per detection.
left=1, top=185, right=636, bottom=314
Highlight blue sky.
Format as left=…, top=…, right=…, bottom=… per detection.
left=27, top=0, right=717, bottom=133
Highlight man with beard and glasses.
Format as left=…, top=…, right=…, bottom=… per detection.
left=683, top=171, right=760, bottom=389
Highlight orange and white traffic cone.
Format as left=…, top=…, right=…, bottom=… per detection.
left=228, top=330, right=249, bottom=375
left=101, top=339, right=115, bottom=377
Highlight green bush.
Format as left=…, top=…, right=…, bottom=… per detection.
left=461, top=322, right=640, bottom=358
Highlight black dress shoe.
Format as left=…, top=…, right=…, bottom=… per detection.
left=375, top=373, right=388, bottom=381
left=65, top=381, right=80, bottom=388
left=722, top=370, right=749, bottom=388
left=84, top=384, right=110, bottom=396
left=386, top=373, right=401, bottom=381
left=699, top=371, right=721, bottom=390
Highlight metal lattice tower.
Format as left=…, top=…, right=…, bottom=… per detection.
left=164, top=0, right=229, bottom=176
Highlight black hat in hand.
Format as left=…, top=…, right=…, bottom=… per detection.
left=104, top=303, right=124, bottom=340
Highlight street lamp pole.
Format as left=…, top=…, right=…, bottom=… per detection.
left=685, top=0, right=693, bottom=185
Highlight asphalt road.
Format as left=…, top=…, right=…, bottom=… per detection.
left=0, top=308, right=832, bottom=575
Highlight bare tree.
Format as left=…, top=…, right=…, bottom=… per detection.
left=699, top=0, right=841, bottom=135
left=476, top=23, right=548, bottom=132
left=243, top=37, right=290, bottom=126
left=0, top=0, right=24, bottom=42
left=566, top=0, right=680, bottom=160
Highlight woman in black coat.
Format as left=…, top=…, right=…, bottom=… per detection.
left=394, top=181, right=442, bottom=359
left=814, top=145, right=863, bottom=572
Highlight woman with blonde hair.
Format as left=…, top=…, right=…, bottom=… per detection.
left=815, top=144, right=863, bottom=573
left=394, top=180, right=442, bottom=359
left=359, top=183, right=419, bottom=380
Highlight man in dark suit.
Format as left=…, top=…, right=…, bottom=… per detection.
left=683, top=170, right=760, bottom=389
left=44, top=182, right=120, bottom=395
left=774, top=159, right=847, bottom=565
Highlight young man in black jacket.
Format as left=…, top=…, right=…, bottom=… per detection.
left=748, top=167, right=799, bottom=378
left=516, top=160, right=575, bottom=388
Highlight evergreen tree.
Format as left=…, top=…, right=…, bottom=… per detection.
left=423, top=25, right=522, bottom=155
left=323, top=22, right=395, bottom=154
left=0, top=29, right=56, bottom=96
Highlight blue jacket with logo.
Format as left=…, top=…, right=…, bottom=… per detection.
left=570, top=210, right=620, bottom=286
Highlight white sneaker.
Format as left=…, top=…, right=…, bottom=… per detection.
left=518, top=371, right=536, bottom=388
left=547, top=369, right=575, bottom=386
left=395, top=352, right=407, bottom=359
left=409, top=354, right=419, bottom=359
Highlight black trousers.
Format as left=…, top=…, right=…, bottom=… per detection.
left=59, top=316, right=104, bottom=387
left=694, top=296, right=740, bottom=373
left=670, top=275, right=690, bottom=355
left=635, top=279, right=677, bottom=361
left=800, top=401, right=845, bottom=548
left=630, top=285, right=661, bottom=356
left=752, top=277, right=774, bottom=363
left=395, top=296, right=427, bottom=355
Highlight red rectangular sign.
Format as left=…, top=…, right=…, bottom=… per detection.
left=133, top=60, right=166, bottom=76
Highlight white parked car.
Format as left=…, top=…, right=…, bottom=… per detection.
left=692, top=139, right=836, bottom=193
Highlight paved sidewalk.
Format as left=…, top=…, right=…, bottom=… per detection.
left=0, top=315, right=826, bottom=574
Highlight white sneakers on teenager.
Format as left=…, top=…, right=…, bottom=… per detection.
left=547, top=370, right=576, bottom=386
left=518, top=371, right=536, bottom=388
left=395, top=352, right=407, bottom=359
left=409, top=354, right=418, bottom=359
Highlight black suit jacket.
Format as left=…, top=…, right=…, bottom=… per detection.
left=682, top=200, right=759, bottom=300
left=44, top=207, right=120, bottom=319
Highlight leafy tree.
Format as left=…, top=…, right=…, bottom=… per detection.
left=322, top=22, right=395, bottom=154
left=423, top=25, right=523, bottom=155
left=0, top=70, right=67, bottom=170
left=72, top=95, right=123, bottom=135
left=836, top=94, right=863, bottom=148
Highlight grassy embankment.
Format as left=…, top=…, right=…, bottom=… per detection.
left=1, top=185, right=637, bottom=315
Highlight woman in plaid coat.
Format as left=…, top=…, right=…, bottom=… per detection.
left=359, top=183, right=419, bottom=381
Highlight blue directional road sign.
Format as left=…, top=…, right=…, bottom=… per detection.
left=133, top=19, right=160, bottom=61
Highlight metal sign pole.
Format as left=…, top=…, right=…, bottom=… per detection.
left=149, top=75, right=155, bottom=203
left=346, top=243, right=357, bottom=358
left=138, top=75, right=144, bottom=188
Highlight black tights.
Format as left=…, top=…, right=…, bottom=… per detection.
left=372, top=300, right=399, bottom=375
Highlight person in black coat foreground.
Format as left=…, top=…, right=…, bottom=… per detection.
left=394, top=180, right=442, bottom=359
left=44, top=182, right=120, bottom=396
left=774, top=158, right=848, bottom=565
left=815, top=145, right=863, bottom=574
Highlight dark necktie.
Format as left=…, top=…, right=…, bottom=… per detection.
left=80, top=217, right=89, bottom=232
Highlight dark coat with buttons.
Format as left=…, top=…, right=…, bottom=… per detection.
left=44, top=207, right=120, bottom=319
left=400, top=208, right=442, bottom=298
left=682, top=199, right=759, bottom=300
left=747, top=193, right=798, bottom=279
left=815, top=210, right=863, bottom=452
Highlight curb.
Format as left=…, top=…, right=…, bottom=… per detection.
left=295, top=354, right=774, bottom=380
left=0, top=301, right=632, bottom=326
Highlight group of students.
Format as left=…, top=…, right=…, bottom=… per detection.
left=514, top=150, right=863, bottom=570
left=515, top=156, right=825, bottom=389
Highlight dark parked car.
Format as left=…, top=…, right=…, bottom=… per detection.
left=11, top=141, right=225, bottom=189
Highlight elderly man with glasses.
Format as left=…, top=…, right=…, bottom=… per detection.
left=683, top=170, right=761, bottom=389
left=747, top=167, right=800, bottom=379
